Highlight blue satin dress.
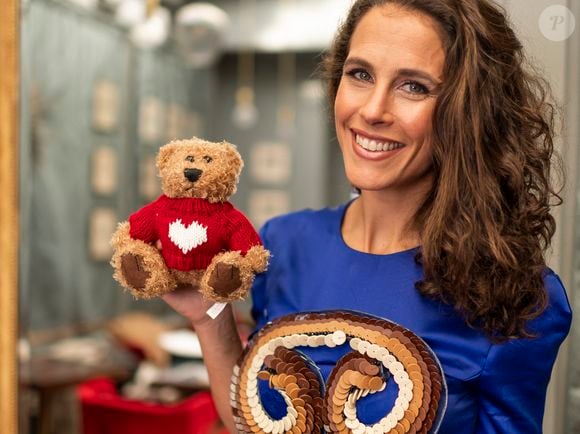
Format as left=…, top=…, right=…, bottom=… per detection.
left=249, top=202, right=572, bottom=433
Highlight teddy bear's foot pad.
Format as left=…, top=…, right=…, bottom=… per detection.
left=208, top=263, right=241, bottom=296
left=121, top=253, right=150, bottom=290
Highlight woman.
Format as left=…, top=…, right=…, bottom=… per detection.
left=163, top=0, right=572, bottom=432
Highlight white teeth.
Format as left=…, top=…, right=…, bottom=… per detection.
left=355, top=134, right=404, bottom=152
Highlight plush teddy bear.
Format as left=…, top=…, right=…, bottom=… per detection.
left=110, top=137, right=269, bottom=302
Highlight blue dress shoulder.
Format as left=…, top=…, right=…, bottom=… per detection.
left=250, top=202, right=572, bottom=433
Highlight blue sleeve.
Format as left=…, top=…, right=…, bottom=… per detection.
left=475, top=270, right=572, bottom=433
left=249, top=220, right=273, bottom=337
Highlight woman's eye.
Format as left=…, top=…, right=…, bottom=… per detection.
left=346, top=68, right=372, bottom=82
left=203, top=155, right=213, bottom=163
left=402, top=81, right=429, bottom=95
left=185, top=156, right=194, bottom=162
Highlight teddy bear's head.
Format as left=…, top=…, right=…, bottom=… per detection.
left=156, top=137, right=243, bottom=203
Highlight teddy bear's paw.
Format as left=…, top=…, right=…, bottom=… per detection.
left=207, top=262, right=242, bottom=297
left=244, top=245, right=270, bottom=273
left=121, top=253, right=151, bottom=290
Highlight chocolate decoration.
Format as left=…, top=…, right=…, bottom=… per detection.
left=231, top=311, right=447, bottom=434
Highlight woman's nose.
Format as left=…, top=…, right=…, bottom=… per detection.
left=359, top=88, right=395, bottom=125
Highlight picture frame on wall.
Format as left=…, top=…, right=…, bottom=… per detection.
left=90, top=144, right=118, bottom=196
left=139, top=96, right=165, bottom=144
left=248, top=189, right=290, bottom=229
left=167, top=103, right=187, bottom=141
left=250, top=141, right=292, bottom=185
left=92, top=79, right=119, bottom=133
left=88, top=207, right=118, bottom=261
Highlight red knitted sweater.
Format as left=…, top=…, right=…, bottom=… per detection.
left=128, top=195, right=262, bottom=271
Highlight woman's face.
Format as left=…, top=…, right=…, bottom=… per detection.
left=335, top=4, right=445, bottom=194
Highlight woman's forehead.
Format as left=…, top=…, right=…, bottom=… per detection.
left=349, top=5, right=445, bottom=79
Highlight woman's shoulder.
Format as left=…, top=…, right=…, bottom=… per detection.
left=535, top=267, right=573, bottom=336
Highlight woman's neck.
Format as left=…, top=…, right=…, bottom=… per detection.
left=341, top=186, right=429, bottom=255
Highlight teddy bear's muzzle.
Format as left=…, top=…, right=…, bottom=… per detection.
left=184, top=168, right=202, bottom=183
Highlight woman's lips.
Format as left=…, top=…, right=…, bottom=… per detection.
left=351, top=130, right=406, bottom=161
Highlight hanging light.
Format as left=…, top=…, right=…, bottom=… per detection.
left=129, top=6, right=171, bottom=49
left=174, top=2, right=230, bottom=68
left=115, top=0, right=146, bottom=28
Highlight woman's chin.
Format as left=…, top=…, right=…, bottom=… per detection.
left=347, top=173, right=391, bottom=191
left=346, top=178, right=392, bottom=193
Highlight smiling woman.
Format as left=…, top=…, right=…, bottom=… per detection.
left=155, top=1, right=572, bottom=433
left=0, top=0, right=19, bottom=432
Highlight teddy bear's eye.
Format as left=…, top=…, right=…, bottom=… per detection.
left=203, top=156, right=213, bottom=163
left=185, top=156, right=194, bottom=162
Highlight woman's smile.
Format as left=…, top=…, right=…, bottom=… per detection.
left=351, top=129, right=406, bottom=162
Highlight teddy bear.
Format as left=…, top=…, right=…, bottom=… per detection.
left=110, top=137, right=269, bottom=302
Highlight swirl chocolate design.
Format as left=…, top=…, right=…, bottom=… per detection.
left=231, top=311, right=447, bottom=434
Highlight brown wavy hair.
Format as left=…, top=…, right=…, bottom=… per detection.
left=321, top=0, right=564, bottom=340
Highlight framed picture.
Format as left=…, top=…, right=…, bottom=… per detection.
left=139, top=96, right=165, bottom=144
left=92, top=79, right=119, bottom=132
left=90, top=145, right=117, bottom=196
left=88, top=207, right=118, bottom=261
left=167, top=103, right=186, bottom=141
left=250, top=141, right=291, bottom=185
left=248, top=189, right=290, bottom=229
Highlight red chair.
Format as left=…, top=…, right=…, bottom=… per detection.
left=78, top=378, right=228, bottom=434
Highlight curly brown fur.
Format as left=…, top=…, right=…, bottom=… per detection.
left=157, top=137, right=243, bottom=203
left=244, top=245, right=270, bottom=273
left=321, top=0, right=564, bottom=341
left=200, top=247, right=270, bottom=302
left=111, top=222, right=177, bottom=298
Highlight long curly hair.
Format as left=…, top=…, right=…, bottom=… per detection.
left=321, top=0, right=564, bottom=341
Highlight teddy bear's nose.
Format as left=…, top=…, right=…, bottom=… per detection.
left=184, top=168, right=202, bottom=183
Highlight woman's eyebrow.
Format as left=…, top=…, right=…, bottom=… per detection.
left=344, top=57, right=442, bottom=86
left=396, top=68, right=442, bottom=86
left=344, top=57, right=375, bottom=71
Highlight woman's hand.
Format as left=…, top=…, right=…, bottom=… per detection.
left=161, top=284, right=217, bottom=326
left=155, top=239, right=217, bottom=326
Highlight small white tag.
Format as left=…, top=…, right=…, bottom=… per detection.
left=206, top=302, right=228, bottom=319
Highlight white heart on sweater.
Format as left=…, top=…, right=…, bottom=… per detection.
left=168, top=219, right=208, bottom=254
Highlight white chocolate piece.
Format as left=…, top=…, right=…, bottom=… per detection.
left=332, top=330, right=347, bottom=346
left=283, top=416, right=293, bottom=431
left=367, top=343, right=380, bottom=359
left=358, top=340, right=370, bottom=354
left=345, top=418, right=360, bottom=429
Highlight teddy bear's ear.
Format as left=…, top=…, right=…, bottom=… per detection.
left=222, top=141, right=243, bottom=176
left=156, top=142, right=179, bottom=172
